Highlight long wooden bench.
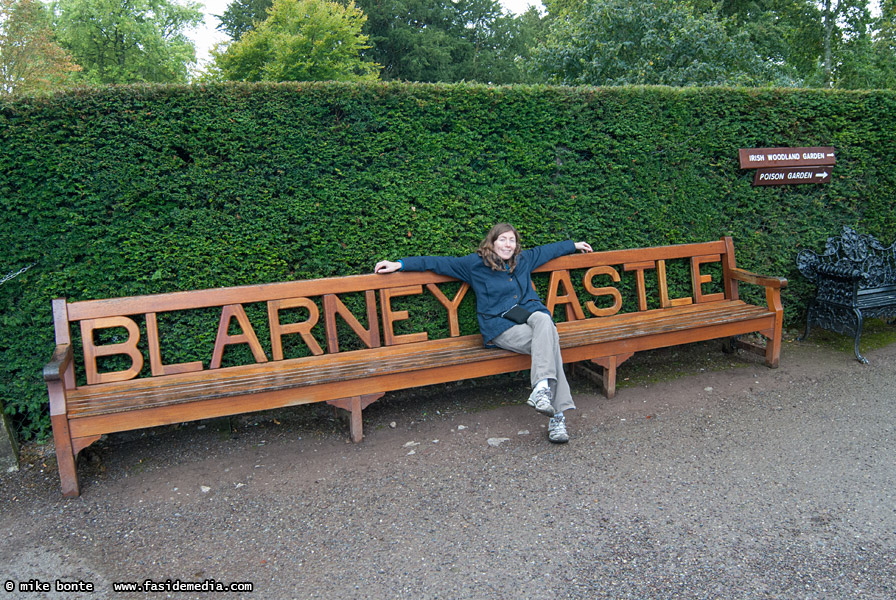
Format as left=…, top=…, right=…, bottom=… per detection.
left=45, top=237, right=786, bottom=497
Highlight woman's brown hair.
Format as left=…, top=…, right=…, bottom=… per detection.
left=477, top=223, right=521, bottom=272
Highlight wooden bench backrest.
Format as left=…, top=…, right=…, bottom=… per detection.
left=54, top=238, right=739, bottom=386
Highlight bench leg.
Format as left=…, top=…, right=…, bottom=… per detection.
left=577, top=354, right=634, bottom=399
left=51, top=414, right=80, bottom=498
left=348, top=396, right=363, bottom=443
left=757, top=323, right=783, bottom=368
left=327, top=393, right=385, bottom=442
left=599, top=357, right=618, bottom=399
left=852, top=308, right=868, bottom=364
left=799, top=302, right=817, bottom=341
left=765, top=335, right=782, bottom=369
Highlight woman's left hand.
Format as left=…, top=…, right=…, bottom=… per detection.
left=374, top=260, right=402, bottom=274
left=575, top=241, right=593, bottom=253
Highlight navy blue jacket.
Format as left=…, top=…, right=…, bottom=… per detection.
left=400, top=240, right=576, bottom=345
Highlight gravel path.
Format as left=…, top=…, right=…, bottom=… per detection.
left=2, top=339, right=894, bottom=599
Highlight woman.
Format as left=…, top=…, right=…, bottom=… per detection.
left=374, top=223, right=593, bottom=443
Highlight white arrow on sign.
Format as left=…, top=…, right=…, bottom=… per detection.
left=816, top=171, right=829, bottom=179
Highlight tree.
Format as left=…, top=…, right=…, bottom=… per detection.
left=53, top=0, right=203, bottom=84
left=215, top=0, right=543, bottom=83
left=531, top=0, right=787, bottom=86
left=540, top=0, right=582, bottom=18
left=451, top=0, right=542, bottom=83
left=710, top=0, right=821, bottom=81
left=212, top=0, right=380, bottom=82
left=0, top=0, right=80, bottom=95
left=354, top=0, right=537, bottom=83
left=353, top=0, right=459, bottom=82
left=217, top=0, right=272, bottom=40
left=867, top=0, right=896, bottom=87
left=713, top=0, right=896, bottom=89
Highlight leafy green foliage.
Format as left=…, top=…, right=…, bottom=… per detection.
left=534, top=0, right=896, bottom=89
left=704, top=0, right=896, bottom=89
left=532, top=0, right=788, bottom=86
left=353, top=0, right=540, bottom=84
left=212, top=0, right=380, bottom=82
left=217, top=0, right=273, bottom=40
left=1, top=82, right=894, bottom=441
left=53, top=0, right=203, bottom=84
left=0, top=0, right=81, bottom=95
left=833, top=0, right=896, bottom=89
left=353, top=0, right=458, bottom=82
left=212, top=0, right=896, bottom=88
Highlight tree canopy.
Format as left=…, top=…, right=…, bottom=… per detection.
left=212, top=0, right=380, bottom=82
left=213, top=0, right=544, bottom=84
left=354, top=0, right=538, bottom=83
left=53, top=0, right=203, bottom=84
left=532, top=0, right=896, bottom=88
left=531, top=0, right=790, bottom=86
left=217, top=0, right=273, bottom=40
left=206, top=0, right=896, bottom=88
left=1, top=0, right=80, bottom=95
left=3, top=0, right=895, bottom=93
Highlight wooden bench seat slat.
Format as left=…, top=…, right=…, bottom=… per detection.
left=65, top=343, right=509, bottom=416
left=65, top=343, right=499, bottom=415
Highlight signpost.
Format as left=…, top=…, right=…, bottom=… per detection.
left=753, top=166, right=832, bottom=186
left=739, top=146, right=835, bottom=186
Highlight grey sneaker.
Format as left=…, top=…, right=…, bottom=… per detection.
left=526, top=387, right=554, bottom=416
left=548, top=414, right=569, bottom=444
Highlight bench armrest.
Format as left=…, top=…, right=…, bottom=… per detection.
left=43, top=344, right=73, bottom=382
left=816, top=262, right=866, bottom=282
left=729, top=268, right=788, bottom=289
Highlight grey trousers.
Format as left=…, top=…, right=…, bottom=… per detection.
left=491, top=311, right=575, bottom=413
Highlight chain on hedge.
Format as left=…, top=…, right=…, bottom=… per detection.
left=0, top=264, right=34, bottom=286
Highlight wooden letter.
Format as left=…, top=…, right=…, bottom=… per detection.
left=545, top=270, right=586, bottom=321
left=323, top=291, right=381, bottom=353
left=145, top=313, right=204, bottom=376
left=722, top=236, right=740, bottom=301
left=583, top=266, right=623, bottom=317
left=268, top=297, right=324, bottom=360
left=380, top=286, right=428, bottom=346
left=80, top=316, right=144, bottom=384
left=657, top=260, right=693, bottom=308
left=426, top=282, right=470, bottom=337
left=691, top=255, right=725, bottom=303
left=210, top=304, right=269, bottom=369
left=624, top=260, right=656, bottom=311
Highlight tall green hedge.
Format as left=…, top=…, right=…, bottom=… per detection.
left=2, top=82, right=895, bottom=440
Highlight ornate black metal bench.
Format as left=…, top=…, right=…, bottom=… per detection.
left=797, top=226, right=896, bottom=363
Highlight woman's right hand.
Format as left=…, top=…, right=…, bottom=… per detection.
left=374, top=260, right=402, bottom=274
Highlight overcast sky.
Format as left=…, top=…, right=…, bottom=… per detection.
left=187, top=0, right=545, bottom=68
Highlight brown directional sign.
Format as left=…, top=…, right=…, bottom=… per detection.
left=753, top=166, right=833, bottom=186
left=739, top=147, right=836, bottom=169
